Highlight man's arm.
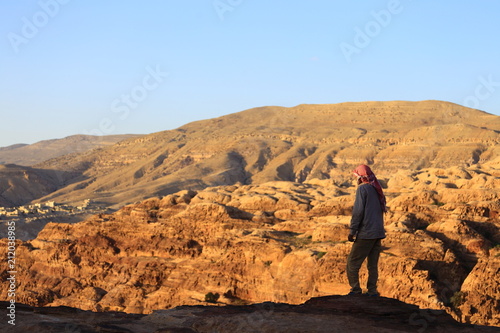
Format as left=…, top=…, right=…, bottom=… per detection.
left=349, top=185, right=366, bottom=240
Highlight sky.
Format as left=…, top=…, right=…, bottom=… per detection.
left=1, top=0, right=500, bottom=147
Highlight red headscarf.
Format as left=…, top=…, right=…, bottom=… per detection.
left=353, top=164, right=387, bottom=213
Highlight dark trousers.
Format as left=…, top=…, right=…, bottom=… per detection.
left=346, top=238, right=382, bottom=294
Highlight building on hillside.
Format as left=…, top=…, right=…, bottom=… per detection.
left=18, top=206, right=35, bottom=214
left=6, top=210, right=19, bottom=217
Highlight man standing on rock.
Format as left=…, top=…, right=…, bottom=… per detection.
left=346, top=164, right=387, bottom=296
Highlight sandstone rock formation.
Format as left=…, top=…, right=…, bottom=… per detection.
left=1, top=164, right=499, bottom=327
left=3, top=295, right=498, bottom=333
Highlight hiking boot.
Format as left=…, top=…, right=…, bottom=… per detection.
left=365, top=292, right=380, bottom=297
left=347, top=291, right=362, bottom=296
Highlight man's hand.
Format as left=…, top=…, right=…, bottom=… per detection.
left=348, top=234, right=355, bottom=242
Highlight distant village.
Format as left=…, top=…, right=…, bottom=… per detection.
left=0, top=199, right=95, bottom=220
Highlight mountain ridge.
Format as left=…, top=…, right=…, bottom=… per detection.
left=33, top=100, right=500, bottom=208
left=0, top=134, right=140, bottom=166
left=1, top=100, right=499, bottom=209
left=0, top=134, right=141, bottom=207
left=0, top=164, right=71, bottom=207
left=0, top=143, right=28, bottom=151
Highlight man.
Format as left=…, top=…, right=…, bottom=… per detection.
left=346, top=164, right=386, bottom=296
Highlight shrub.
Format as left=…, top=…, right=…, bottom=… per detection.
left=316, top=251, right=327, bottom=260
left=450, top=291, right=465, bottom=309
left=205, top=292, right=220, bottom=303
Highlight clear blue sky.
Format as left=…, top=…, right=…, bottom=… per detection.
left=1, top=1, right=499, bottom=147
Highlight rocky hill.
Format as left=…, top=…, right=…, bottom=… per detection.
left=0, top=134, right=139, bottom=166
left=32, top=101, right=500, bottom=208
left=0, top=143, right=27, bottom=152
left=2, top=164, right=499, bottom=327
left=0, top=164, right=71, bottom=207
left=0, top=134, right=139, bottom=207
left=4, top=295, right=498, bottom=333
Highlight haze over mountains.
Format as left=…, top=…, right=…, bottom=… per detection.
left=0, top=134, right=138, bottom=166
left=19, top=100, right=500, bottom=209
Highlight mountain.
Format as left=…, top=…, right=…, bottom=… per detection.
left=0, top=134, right=140, bottom=207
left=0, top=134, right=140, bottom=166
left=0, top=164, right=71, bottom=207
left=33, top=100, right=500, bottom=208
left=0, top=143, right=28, bottom=151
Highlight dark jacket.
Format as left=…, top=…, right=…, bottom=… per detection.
left=349, top=183, right=385, bottom=239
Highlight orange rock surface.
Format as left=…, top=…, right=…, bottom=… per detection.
left=1, top=164, right=499, bottom=327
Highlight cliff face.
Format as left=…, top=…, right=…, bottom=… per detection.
left=4, top=295, right=499, bottom=333
left=1, top=165, right=499, bottom=327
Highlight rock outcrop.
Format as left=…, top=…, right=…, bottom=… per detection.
left=1, top=164, right=499, bottom=327
left=4, top=295, right=498, bottom=333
